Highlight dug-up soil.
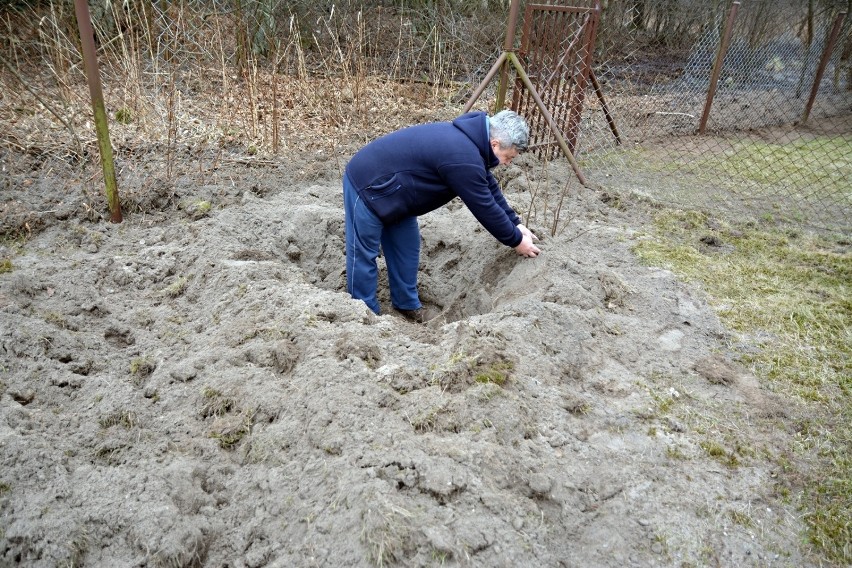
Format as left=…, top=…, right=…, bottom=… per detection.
left=0, top=143, right=810, bottom=567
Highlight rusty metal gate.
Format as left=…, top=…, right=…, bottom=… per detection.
left=511, top=3, right=603, bottom=159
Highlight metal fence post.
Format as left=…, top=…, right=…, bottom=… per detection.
left=699, top=1, right=740, bottom=135
left=802, top=11, right=847, bottom=123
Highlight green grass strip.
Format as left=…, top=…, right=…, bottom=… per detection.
left=633, top=209, right=851, bottom=564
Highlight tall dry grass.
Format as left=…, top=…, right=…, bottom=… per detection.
left=0, top=1, right=505, bottom=181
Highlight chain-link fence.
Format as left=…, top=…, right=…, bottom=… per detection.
left=538, top=0, right=852, bottom=231
left=1, top=0, right=849, bottom=232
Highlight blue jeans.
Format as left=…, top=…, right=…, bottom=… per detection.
left=343, top=174, right=421, bottom=314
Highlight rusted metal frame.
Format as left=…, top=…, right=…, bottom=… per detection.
left=590, top=69, right=622, bottom=145
left=541, top=16, right=587, bottom=90
left=699, top=1, right=740, bottom=134
left=511, top=3, right=535, bottom=112
left=516, top=8, right=536, bottom=148
left=463, top=51, right=509, bottom=113
left=540, top=11, right=573, bottom=159
left=537, top=8, right=566, bottom=158
left=526, top=8, right=553, bottom=155
left=532, top=8, right=555, bottom=153
left=507, top=51, right=588, bottom=185
left=563, top=6, right=600, bottom=154
left=510, top=66, right=525, bottom=117
left=524, top=8, right=581, bottom=158
left=519, top=7, right=597, bottom=159
left=802, top=11, right=847, bottom=123
left=550, top=12, right=583, bottom=157
left=496, top=0, right=523, bottom=111
left=553, top=13, right=591, bottom=159
left=463, top=0, right=589, bottom=185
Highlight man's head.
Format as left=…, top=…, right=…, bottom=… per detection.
left=488, top=110, right=530, bottom=165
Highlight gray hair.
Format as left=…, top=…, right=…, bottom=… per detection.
left=489, top=110, right=530, bottom=152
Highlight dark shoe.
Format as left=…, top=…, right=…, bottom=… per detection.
left=395, top=307, right=427, bottom=323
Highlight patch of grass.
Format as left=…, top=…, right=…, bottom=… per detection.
left=714, top=137, right=852, bottom=193
left=651, top=533, right=670, bottom=558
left=634, top=209, right=851, bottom=564
left=93, top=443, right=126, bottom=465
left=410, top=405, right=442, bottom=433
left=129, top=357, right=156, bottom=385
left=0, top=258, right=12, bottom=274
left=635, top=376, right=681, bottom=421
left=66, top=528, right=90, bottom=568
left=475, top=383, right=504, bottom=402
left=44, top=311, right=70, bottom=329
left=803, top=429, right=852, bottom=561
left=200, top=387, right=236, bottom=418
left=699, top=440, right=740, bottom=468
left=650, top=390, right=675, bottom=414
left=666, top=445, right=688, bottom=460
left=474, top=361, right=514, bottom=386
left=161, top=276, right=188, bottom=298
left=360, top=491, right=414, bottom=567
left=209, top=411, right=252, bottom=449
left=189, top=199, right=212, bottom=219
left=729, top=509, right=755, bottom=528
left=562, top=395, right=591, bottom=415
left=428, top=349, right=515, bottom=390
left=115, top=107, right=133, bottom=124
left=70, top=224, right=103, bottom=247
left=98, top=410, right=136, bottom=429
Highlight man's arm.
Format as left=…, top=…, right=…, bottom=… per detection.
left=485, top=171, right=540, bottom=258
left=441, top=163, right=523, bottom=247
left=485, top=171, right=521, bottom=225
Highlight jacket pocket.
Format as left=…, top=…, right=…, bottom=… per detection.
left=367, top=175, right=402, bottom=198
left=360, top=175, right=409, bottom=224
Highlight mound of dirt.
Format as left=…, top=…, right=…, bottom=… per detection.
left=0, top=153, right=805, bottom=567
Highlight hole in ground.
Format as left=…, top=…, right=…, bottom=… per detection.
left=294, top=225, right=544, bottom=323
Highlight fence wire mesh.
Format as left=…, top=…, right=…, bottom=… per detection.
left=530, top=0, right=852, bottom=232
left=1, top=0, right=849, bottom=232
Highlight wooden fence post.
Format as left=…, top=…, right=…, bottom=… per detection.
left=802, top=11, right=847, bottom=123
left=699, top=1, right=740, bottom=135
left=73, top=0, right=122, bottom=223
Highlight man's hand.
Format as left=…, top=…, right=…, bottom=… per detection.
left=514, top=224, right=540, bottom=258
left=517, top=224, right=538, bottom=242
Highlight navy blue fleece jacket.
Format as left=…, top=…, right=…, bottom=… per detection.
left=345, top=112, right=523, bottom=247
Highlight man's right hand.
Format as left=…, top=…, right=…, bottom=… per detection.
left=514, top=234, right=541, bottom=258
